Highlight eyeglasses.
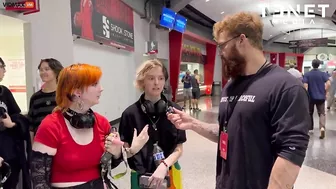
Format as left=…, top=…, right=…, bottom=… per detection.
left=217, top=34, right=248, bottom=50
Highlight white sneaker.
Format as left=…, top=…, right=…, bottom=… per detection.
left=319, top=128, right=325, bottom=139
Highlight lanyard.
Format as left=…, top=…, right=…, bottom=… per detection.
left=223, top=61, right=270, bottom=132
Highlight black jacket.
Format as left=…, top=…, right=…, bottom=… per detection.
left=0, top=85, right=31, bottom=189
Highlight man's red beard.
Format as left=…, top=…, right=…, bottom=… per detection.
left=221, top=45, right=246, bottom=80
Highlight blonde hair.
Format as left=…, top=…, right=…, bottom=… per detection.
left=213, top=12, right=264, bottom=50
left=135, top=59, right=166, bottom=91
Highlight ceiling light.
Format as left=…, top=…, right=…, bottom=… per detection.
left=221, top=11, right=225, bottom=14
left=206, top=0, right=210, bottom=2
left=270, top=34, right=272, bottom=37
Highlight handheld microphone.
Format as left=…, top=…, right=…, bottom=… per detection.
left=166, top=106, right=175, bottom=114
left=100, top=127, right=124, bottom=165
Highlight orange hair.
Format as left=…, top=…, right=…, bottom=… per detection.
left=54, top=63, right=102, bottom=112
left=213, top=12, right=264, bottom=50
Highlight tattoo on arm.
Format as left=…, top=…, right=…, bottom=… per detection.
left=193, top=123, right=219, bottom=143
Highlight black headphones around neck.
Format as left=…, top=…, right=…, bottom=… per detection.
left=63, top=108, right=96, bottom=129
left=140, top=93, right=169, bottom=115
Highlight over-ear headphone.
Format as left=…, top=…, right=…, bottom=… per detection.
left=140, top=93, right=169, bottom=115
left=63, top=108, right=96, bottom=129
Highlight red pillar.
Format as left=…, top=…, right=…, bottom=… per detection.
left=278, top=53, right=286, bottom=68
left=204, top=43, right=216, bottom=94
left=297, top=56, right=303, bottom=72
left=270, top=53, right=277, bottom=64
left=169, top=30, right=183, bottom=102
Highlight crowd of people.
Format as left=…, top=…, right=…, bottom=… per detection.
left=0, top=10, right=323, bottom=189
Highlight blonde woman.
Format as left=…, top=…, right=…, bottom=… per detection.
left=119, top=59, right=186, bottom=189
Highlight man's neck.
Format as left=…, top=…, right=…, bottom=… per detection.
left=244, top=49, right=267, bottom=75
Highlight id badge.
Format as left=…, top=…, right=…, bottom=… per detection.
left=219, top=131, right=228, bottom=160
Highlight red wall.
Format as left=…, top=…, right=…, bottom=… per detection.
left=204, top=44, right=217, bottom=94
left=169, top=31, right=183, bottom=102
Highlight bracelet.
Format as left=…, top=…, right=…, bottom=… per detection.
left=161, top=160, right=168, bottom=168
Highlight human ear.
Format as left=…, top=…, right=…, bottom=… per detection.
left=73, top=89, right=82, bottom=98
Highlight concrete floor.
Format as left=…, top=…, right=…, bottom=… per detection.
left=111, top=96, right=336, bottom=189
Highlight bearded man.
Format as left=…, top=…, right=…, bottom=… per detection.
left=167, top=11, right=310, bottom=189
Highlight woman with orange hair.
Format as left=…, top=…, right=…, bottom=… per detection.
left=30, top=63, right=127, bottom=189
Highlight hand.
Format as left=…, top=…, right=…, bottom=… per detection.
left=149, top=163, right=169, bottom=188
left=0, top=156, right=3, bottom=167
left=74, top=12, right=82, bottom=27
left=167, top=107, right=194, bottom=130
left=130, top=125, right=149, bottom=154
left=105, top=132, right=123, bottom=157
left=1, top=113, right=15, bottom=129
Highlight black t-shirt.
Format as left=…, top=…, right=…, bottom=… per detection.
left=119, top=96, right=187, bottom=174
left=216, top=65, right=310, bottom=189
left=0, top=85, right=22, bottom=160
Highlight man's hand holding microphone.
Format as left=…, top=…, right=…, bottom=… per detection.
left=166, top=107, right=195, bottom=131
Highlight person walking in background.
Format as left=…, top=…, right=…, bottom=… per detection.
left=287, top=63, right=302, bottom=81
left=181, top=70, right=192, bottom=110
left=191, top=69, right=201, bottom=111
left=303, top=59, right=330, bottom=139
left=327, top=69, right=336, bottom=110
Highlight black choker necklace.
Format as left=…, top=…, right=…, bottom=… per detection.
left=63, top=108, right=96, bottom=129
left=66, top=108, right=88, bottom=115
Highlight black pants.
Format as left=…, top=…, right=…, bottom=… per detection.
left=51, top=178, right=105, bottom=189
left=2, top=159, right=21, bottom=189
left=309, top=99, right=326, bottom=130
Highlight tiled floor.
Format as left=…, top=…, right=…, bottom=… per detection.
left=112, top=96, right=336, bottom=189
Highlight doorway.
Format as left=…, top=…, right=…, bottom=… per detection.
left=0, top=15, right=27, bottom=112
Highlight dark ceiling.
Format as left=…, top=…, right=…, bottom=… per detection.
left=178, top=5, right=215, bottom=29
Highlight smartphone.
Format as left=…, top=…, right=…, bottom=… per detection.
left=139, top=175, right=169, bottom=189
left=139, top=175, right=151, bottom=188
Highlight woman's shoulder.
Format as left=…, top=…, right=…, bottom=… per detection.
left=121, top=102, right=139, bottom=117
left=39, top=111, right=65, bottom=131
left=93, top=111, right=108, bottom=122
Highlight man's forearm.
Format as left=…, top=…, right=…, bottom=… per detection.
left=268, top=157, right=301, bottom=189
left=191, top=119, right=219, bottom=143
